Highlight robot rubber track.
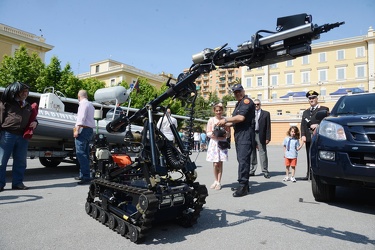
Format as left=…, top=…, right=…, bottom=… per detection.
left=85, top=178, right=208, bottom=243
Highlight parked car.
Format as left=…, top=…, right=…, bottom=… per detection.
left=310, top=92, right=375, bottom=202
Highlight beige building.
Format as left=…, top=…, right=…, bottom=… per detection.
left=0, top=23, right=53, bottom=63
left=195, top=67, right=241, bottom=99
left=77, top=59, right=175, bottom=89
left=226, top=26, right=375, bottom=145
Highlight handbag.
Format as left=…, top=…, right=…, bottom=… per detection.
left=213, top=125, right=226, bottom=137
left=218, top=140, right=229, bottom=150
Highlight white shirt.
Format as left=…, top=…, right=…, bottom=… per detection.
left=255, top=109, right=261, bottom=131
left=193, top=132, right=200, bottom=141
left=157, top=114, right=177, bottom=141
left=76, top=98, right=95, bottom=128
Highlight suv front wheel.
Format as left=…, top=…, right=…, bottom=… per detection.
left=311, top=173, right=336, bottom=202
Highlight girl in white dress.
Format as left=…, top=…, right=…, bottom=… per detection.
left=206, top=103, right=231, bottom=190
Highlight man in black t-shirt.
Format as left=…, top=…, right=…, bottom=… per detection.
left=217, top=84, right=255, bottom=197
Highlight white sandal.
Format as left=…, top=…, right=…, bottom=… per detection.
left=210, top=181, right=217, bottom=189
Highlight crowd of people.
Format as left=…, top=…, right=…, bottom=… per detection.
left=0, top=81, right=325, bottom=197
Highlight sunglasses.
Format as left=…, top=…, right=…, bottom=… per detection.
left=254, top=103, right=260, bottom=106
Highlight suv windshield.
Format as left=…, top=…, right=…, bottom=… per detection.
left=333, top=94, right=375, bottom=115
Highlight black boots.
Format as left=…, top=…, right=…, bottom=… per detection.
left=232, top=184, right=249, bottom=197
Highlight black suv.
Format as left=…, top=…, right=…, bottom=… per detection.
left=310, top=93, right=375, bottom=202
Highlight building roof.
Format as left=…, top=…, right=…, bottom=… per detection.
left=279, top=91, right=306, bottom=98
left=329, top=87, right=365, bottom=95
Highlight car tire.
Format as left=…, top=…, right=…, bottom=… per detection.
left=39, top=157, right=63, bottom=168
left=311, top=173, right=336, bottom=202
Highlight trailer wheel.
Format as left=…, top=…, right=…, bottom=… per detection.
left=39, top=157, right=63, bottom=168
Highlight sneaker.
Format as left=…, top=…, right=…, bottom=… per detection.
left=283, top=176, right=290, bottom=182
left=215, top=183, right=222, bottom=190
left=291, top=177, right=296, bottom=182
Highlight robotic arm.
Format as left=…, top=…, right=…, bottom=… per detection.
left=107, top=13, right=344, bottom=133
left=193, top=13, right=344, bottom=69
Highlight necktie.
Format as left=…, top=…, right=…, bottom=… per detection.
left=19, top=101, right=23, bottom=107
left=255, top=111, right=259, bottom=130
left=310, top=107, right=315, bottom=115
left=287, top=138, right=291, bottom=151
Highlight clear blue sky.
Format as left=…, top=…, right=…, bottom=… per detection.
left=0, top=0, right=374, bottom=78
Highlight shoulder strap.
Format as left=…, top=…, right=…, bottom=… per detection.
left=0, top=101, right=6, bottom=124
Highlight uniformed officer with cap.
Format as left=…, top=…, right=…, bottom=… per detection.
left=217, top=84, right=255, bottom=197
left=300, top=90, right=329, bottom=180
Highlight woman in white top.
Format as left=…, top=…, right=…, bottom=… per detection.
left=206, top=103, right=231, bottom=190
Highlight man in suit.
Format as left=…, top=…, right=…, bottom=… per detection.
left=300, top=90, right=329, bottom=180
left=250, top=99, right=271, bottom=178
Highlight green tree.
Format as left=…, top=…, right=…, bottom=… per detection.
left=0, top=44, right=44, bottom=89
left=194, top=95, right=212, bottom=119
left=156, top=84, right=185, bottom=116
left=58, top=66, right=83, bottom=98
left=208, top=91, right=220, bottom=106
left=35, top=56, right=62, bottom=93
left=221, top=94, right=236, bottom=107
left=81, top=78, right=105, bottom=100
left=233, top=77, right=241, bottom=85
left=121, top=78, right=159, bottom=109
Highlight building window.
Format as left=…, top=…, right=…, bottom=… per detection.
left=257, top=93, right=262, bottom=100
left=269, top=63, right=277, bottom=69
left=110, top=79, right=115, bottom=86
left=95, top=65, right=100, bottom=73
left=271, top=75, right=278, bottom=86
left=257, top=76, right=263, bottom=87
left=277, top=110, right=282, bottom=116
left=337, top=50, right=345, bottom=60
left=246, top=77, right=252, bottom=88
left=318, top=69, right=327, bottom=82
left=286, top=60, right=293, bottom=67
left=271, top=93, right=277, bottom=99
left=320, top=89, right=326, bottom=97
left=356, top=46, right=365, bottom=58
left=286, top=73, right=294, bottom=85
left=356, top=65, right=366, bottom=78
left=319, top=52, right=326, bottom=63
left=302, top=55, right=309, bottom=65
left=301, top=72, right=310, bottom=84
left=336, top=67, right=346, bottom=81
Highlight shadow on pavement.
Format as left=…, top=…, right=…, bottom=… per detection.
left=6, top=163, right=78, bottom=182
left=0, top=194, right=43, bottom=205
left=144, top=207, right=375, bottom=246
left=326, top=186, right=375, bottom=215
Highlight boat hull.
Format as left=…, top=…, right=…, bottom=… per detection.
left=29, top=108, right=142, bottom=149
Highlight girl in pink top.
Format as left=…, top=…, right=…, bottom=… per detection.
left=206, top=103, right=231, bottom=190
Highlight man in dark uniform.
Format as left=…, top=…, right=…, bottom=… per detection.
left=217, top=84, right=255, bottom=197
left=300, top=90, right=329, bottom=180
